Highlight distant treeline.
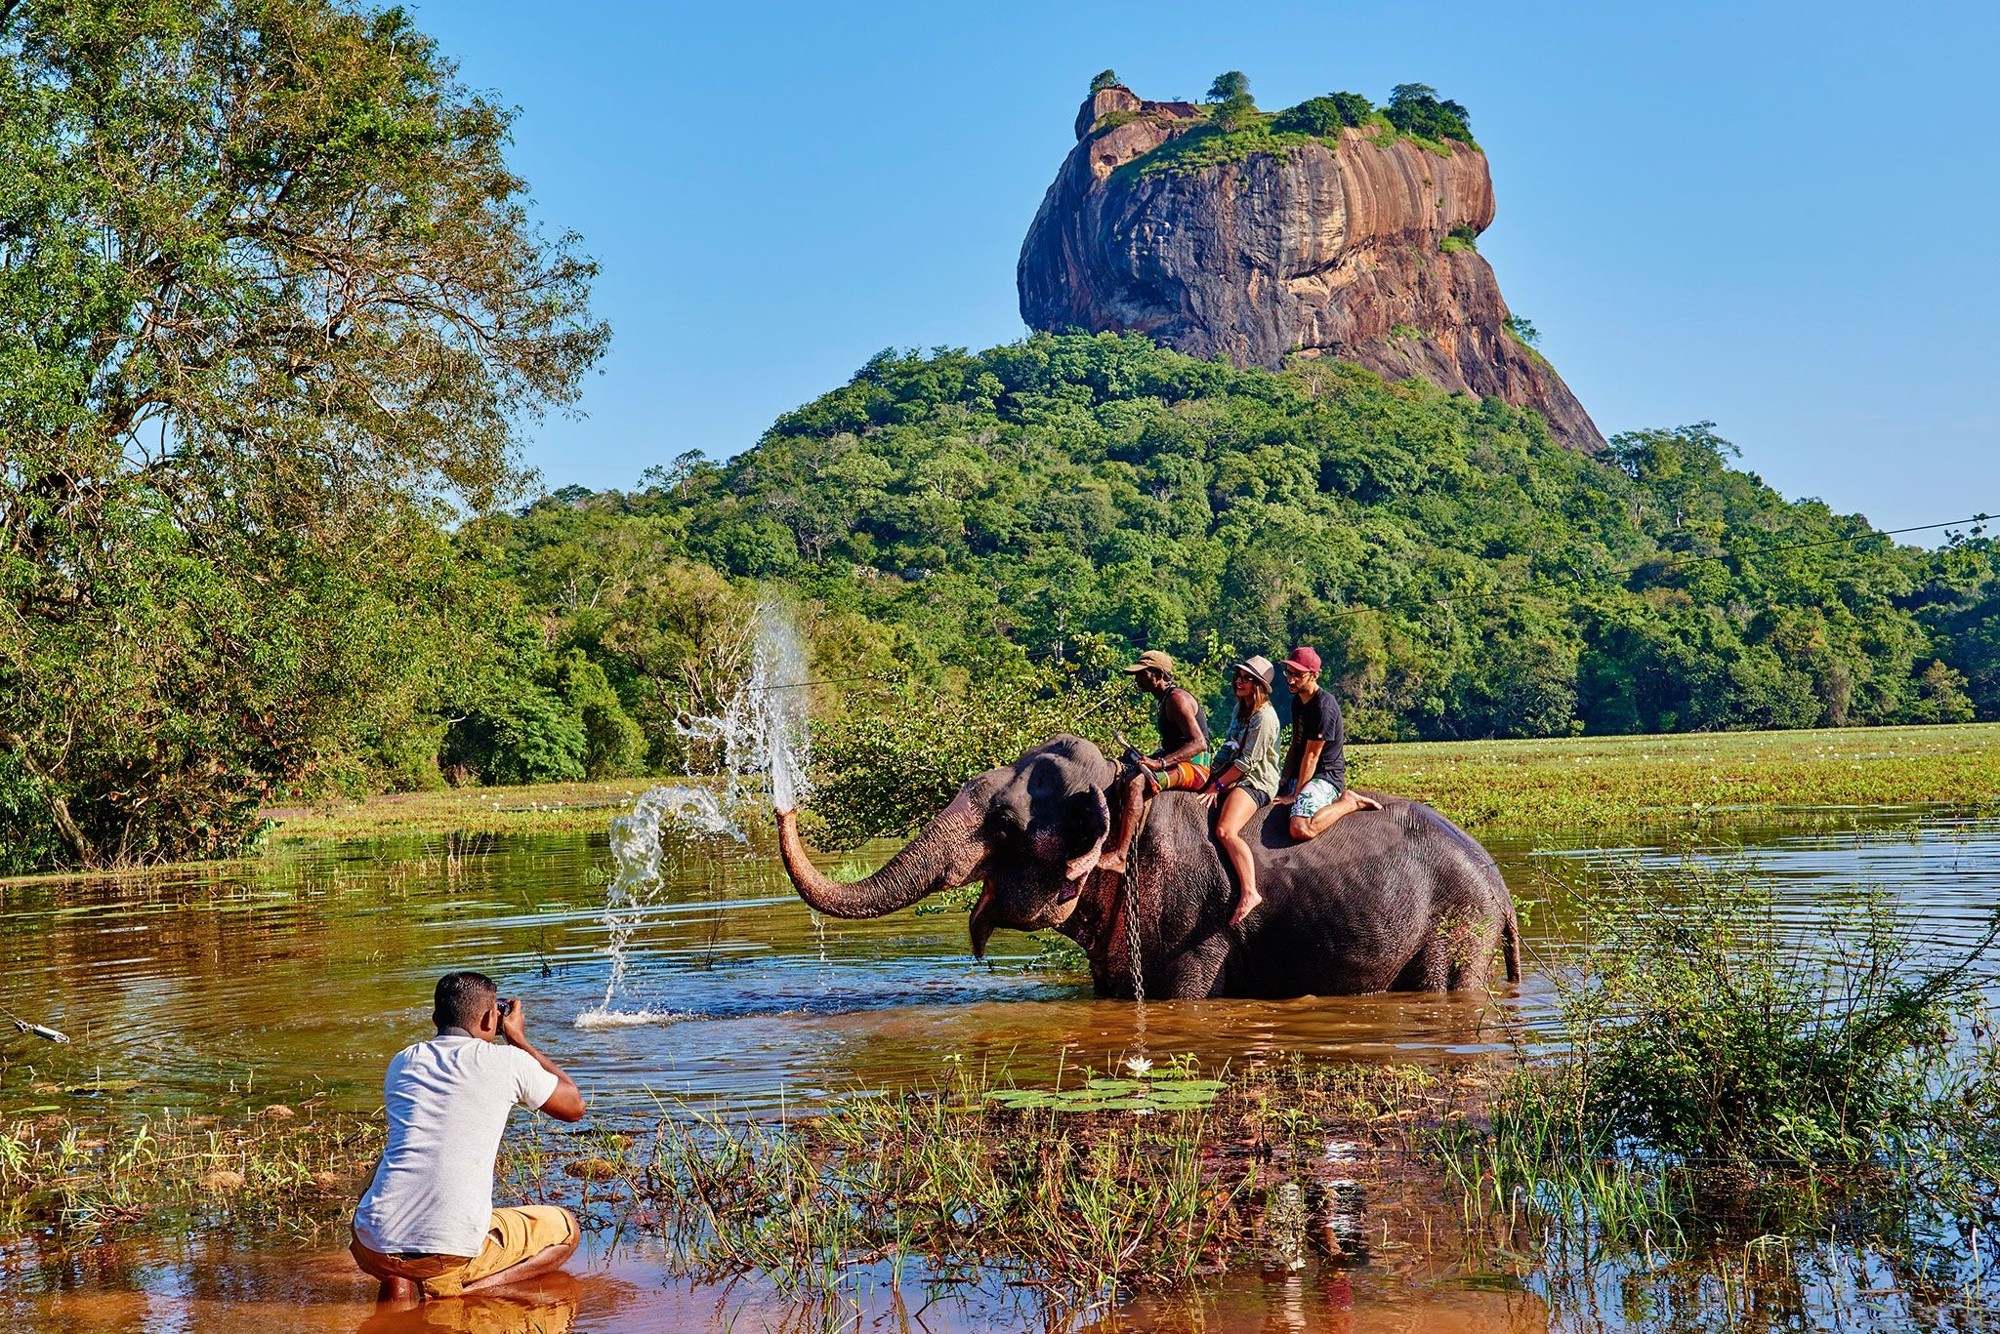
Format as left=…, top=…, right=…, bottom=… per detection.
left=457, top=333, right=1996, bottom=779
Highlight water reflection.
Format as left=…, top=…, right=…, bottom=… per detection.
left=5, top=1232, right=1556, bottom=1333
left=3, top=807, right=1998, bottom=1329
left=1, top=813, right=1997, bottom=1116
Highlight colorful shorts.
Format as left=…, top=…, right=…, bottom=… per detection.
left=1148, top=761, right=1210, bottom=793
left=351, top=1205, right=576, bottom=1298
left=1290, top=776, right=1343, bottom=820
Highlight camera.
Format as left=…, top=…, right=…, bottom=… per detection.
left=497, top=999, right=514, bottom=1018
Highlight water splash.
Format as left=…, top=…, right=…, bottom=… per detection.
left=753, top=601, right=813, bottom=812
left=589, top=784, right=739, bottom=1018
left=673, top=599, right=813, bottom=812
left=578, top=599, right=815, bottom=1025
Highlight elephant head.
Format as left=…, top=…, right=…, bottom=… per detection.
left=775, top=735, right=1121, bottom=956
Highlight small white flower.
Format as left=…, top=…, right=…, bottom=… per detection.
left=1124, top=1055, right=1154, bottom=1077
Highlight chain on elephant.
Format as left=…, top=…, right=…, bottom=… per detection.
left=1124, top=876, right=1147, bottom=1054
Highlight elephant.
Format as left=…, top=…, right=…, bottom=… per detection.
left=775, top=735, right=1520, bottom=1000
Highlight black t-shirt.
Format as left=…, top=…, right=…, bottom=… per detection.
left=1289, top=688, right=1345, bottom=789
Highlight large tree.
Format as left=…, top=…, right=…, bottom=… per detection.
left=0, top=0, right=607, bottom=868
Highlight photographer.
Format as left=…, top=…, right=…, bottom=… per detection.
left=351, top=971, right=587, bottom=1302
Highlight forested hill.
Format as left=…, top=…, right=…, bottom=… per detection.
left=470, top=332, right=1997, bottom=751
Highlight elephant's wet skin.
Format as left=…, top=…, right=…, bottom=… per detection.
left=777, top=735, right=1519, bottom=1002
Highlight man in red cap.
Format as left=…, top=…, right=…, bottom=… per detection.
left=1276, top=646, right=1378, bottom=842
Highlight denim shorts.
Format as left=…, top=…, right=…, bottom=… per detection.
left=1290, top=776, right=1342, bottom=820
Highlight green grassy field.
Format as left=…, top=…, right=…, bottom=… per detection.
left=1351, top=721, right=2000, bottom=834
left=259, top=778, right=668, bottom=844
left=260, top=722, right=2000, bottom=849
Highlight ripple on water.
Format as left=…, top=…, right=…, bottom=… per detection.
left=0, top=810, right=1994, bottom=1117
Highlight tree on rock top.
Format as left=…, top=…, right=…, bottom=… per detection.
left=1386, top=82, right=1476, bottom=145
left=1206, top=70, right=1256, bottom=131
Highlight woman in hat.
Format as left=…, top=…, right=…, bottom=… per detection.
left=1198, top=655, right=1283, bottom=927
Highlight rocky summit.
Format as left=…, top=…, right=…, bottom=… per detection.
left=1018, top=83, right=1605, bottom=452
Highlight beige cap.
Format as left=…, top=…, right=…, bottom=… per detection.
left=1123, top=649, right=1175, bottom=677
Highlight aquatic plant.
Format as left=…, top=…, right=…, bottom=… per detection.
left=1442, top=868, right=2000, bottom=1287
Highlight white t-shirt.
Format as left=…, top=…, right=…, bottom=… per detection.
left=352, top=1035, right=561, bottom=1257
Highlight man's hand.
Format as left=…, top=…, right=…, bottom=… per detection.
left=500, top=998, right=528, bottom=1046
left=1139, top=756, right=1163, bottom=772
left=497, top=996, right=587, bottom=1123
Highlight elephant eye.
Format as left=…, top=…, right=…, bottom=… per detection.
left=984, top=808, right=1025, bottom=841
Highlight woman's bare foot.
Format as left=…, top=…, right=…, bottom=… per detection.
left=1228, top=887, right=1263, bottom=928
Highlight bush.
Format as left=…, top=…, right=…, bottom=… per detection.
left=808, top=665, right=1150, bottom=849
left=1456, top=869, right=2000, bottom=1239
left=1384, top=83, right=1475, bottom=146
left=1270, top=92, right=1374, bottom=137
left=0, top=754, right=62, bottom=876
left=551, top=651, right=649, bottom=778
left=441, top=684, right=588, bottom=786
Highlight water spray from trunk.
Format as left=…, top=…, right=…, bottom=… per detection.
left=579, top=598, right=815, bottom=1026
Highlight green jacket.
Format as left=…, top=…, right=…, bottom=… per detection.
left=1215, top=702, right=1281, bottom=797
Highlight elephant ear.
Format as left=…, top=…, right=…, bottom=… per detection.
left=1018, top=741, right=1119, bottom=881
left=1053, top=784, right=1113, bottom=883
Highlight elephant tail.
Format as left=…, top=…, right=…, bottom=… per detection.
left=1502, top=902, right=1521, bottom=984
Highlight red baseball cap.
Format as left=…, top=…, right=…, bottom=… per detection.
left=1281, top=646, right=1322, bottom=674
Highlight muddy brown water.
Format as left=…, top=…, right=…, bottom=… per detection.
left=2, top=803, right=1996, bottom=1330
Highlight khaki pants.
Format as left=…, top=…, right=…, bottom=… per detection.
left=351, top=1205, right=575, bottom=1298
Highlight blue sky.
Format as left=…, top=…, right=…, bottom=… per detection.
left=411, top=0, right=1997, bottom=536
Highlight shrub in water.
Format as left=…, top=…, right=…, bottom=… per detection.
left=1458, top=868, right=2000, bottom=1249
left=1565, top=874, right=1998, bottom=1176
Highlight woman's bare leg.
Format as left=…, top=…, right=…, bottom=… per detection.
left=1216, top=788, right=1262, bottom=927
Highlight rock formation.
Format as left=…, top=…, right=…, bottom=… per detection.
left=1019, top=85, right=1605, bottom=452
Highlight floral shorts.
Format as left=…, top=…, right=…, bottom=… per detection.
left=1290, top=777, right=1343, bottom=820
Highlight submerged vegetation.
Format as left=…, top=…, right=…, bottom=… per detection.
left=1445, top=870, right=2000, bottom=1323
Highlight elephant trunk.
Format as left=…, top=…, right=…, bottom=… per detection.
left=775, top=796, right=983, bottom=919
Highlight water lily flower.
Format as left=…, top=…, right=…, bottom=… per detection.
left=1124, top=1055, right=1154, bottom=1077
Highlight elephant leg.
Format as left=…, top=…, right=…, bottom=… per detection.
left=1391, top=936, right=1454, bottom=992
left=1398, top=915, right=1506, bottom=992
left=1446, top=918, right=1506, bottom=991
left=1154, top=932, right=1233, bottom=999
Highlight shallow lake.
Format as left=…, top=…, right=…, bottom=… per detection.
left=2, top=799, right=1996, bottom=1330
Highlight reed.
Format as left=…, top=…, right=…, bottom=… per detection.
left=1437, top=868, right=2000, bottom=1306
left=0, top=1060, right=1475, bottom=1302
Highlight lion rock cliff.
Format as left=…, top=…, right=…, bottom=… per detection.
left=1018, top=82, right=1604, bottom=452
